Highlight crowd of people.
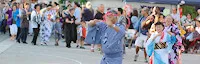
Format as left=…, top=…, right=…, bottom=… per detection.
left=0, top=0, right=200, bottom=64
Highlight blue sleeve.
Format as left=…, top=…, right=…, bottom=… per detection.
left=113, top=23, right=126, bottom=40
left=146, top=37, right=155, bottom=56
left=166, top=33, right=177, bottom=52
left=134, top=18, right=141, bottom=32
left=85, top=22, right=105, bottom=44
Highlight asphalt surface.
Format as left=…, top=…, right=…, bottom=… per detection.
left=0, top=35, right=200, bottom=64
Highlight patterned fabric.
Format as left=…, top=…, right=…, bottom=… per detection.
left=164, top=24, right=183, bottom=64
left=85, top=22, right=126, bottom=64
left=40, top=10, right=55, bottom=43
left=146, top=32, right=176, bottom=64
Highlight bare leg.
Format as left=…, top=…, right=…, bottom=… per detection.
left=134, top=46, right=140, bottom=61
left=91, top=44, right=95, bottom=52
left=144, top=48, right=148, bottom=62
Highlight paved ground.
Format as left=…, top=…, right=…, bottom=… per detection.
left=0, top=34, right=200, bottom=64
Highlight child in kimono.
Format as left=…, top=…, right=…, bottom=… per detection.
left=146, top=22, right=176, bottom=64
left=85, top=10, right=126, bottom=64
left=53, top=17, right=62, bottom=46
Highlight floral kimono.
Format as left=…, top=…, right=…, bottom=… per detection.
left=164, top=24, right=183, bottom=64
left=146, top=32, right=176, bottom=64
left=40, top=10, right=55, bottom=43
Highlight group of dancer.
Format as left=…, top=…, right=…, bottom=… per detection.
left=1, top=0, right=200, bottom=64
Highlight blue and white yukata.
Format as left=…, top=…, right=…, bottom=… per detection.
left=146, top=32, right=176, bottom=64
left=85, top=22, right=126, bottom=64
left=40, top=10, right=55, bottom=43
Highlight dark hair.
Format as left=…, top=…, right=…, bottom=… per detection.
left=74, top=2, right=80, bottom=7
left=54, top=2, right=59, bottom=6
left=117, top=8, right=123, bottom=14
left=34, top=4, right=40, bottom=9
left=159, top=14, right=165, bottom=18
left=47, top=4, right=52, bottom=7
left=155, top=22, right=164, bottom=27
left=132, top=9, right=138, bottom=17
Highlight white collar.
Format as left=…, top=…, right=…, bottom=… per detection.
left=195, top=27, right=200, bottom=34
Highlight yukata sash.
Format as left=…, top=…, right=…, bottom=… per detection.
left=146, top=32, right=177, bottom=64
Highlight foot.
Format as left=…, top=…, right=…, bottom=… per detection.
left=23, top=42, right=28, bottom=44
left=145, top=58, right=148, bottom=63
left=55, top=43, right=59, bottom=46
left=97, top=48, right=101, bottom=51
left=91, top=48, right=94, bottom=52
left=17, top=40, right=20, bottom=43
left=76, top=45, right=79, bottom=48
left=80, top=46, right=85, bottom=49
left=134, top=54, right=139, bottom=61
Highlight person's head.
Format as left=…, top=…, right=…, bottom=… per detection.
left=69, top=8, right=75, bottom=14
left=172, top=8, right=177, bottom=14
left=34, top=4, right=40, bottom=11
left=165, top=15, right=174, bottom=26
left=141, top=7, right=149, bottom=16
left=98, top=4, right=104, bottom=13
left=19, top=3, right=23, bottom=9
left=117, top=8, right=123, bottom=15
left=24, top=3, right=29, bottom=9
left=196, top=16, right=200, bottom=27
left=52, top=2, right=59, bottom=7
left=155, top=22, right=164, bottom=33
left=86, top=2, right=92, bottom=9
left=149, top=15, right=155, bottom=22
left=197, top=9, right=200, bottom=15
left=74, top=2, right=80, bottom=8
left=12, top=5, right=17, bottom=11
left=47, top=4, right=52, bottom=10
left=66, top=1, right=71, bottom=6
left=186, top=13, right=192, bottom=19
left=159, top=14, right=165, bottom=22
left=105, top=10, right=118, bottom=24
left=132, top=9, right=138, bottom=17
left=55, top=17, right=60, bottom=22
left=81, top=20, right=86, bottom=27
left=155, top=7, right=161, bottom=14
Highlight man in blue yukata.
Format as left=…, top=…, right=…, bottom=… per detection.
left=85, top=10, right=126, bottom=64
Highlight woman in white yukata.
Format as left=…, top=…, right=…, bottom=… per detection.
left=40, top=4, right=55, bottom=45
left=146, top=22, right=176, bottom=64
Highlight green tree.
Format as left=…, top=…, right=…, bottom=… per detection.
left=182, top=5, right=198, bottom=19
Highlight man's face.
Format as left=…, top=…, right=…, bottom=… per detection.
left=172, top=8, right=177, bottom=14
left=99, top=5, right=104, bottom=12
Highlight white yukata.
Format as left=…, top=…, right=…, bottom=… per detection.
left=146, top=31, right=176, bottom=64
left=40, top=10, right=56, bottom=43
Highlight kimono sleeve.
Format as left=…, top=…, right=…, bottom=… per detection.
left=166, top=32, right=177, bottom=53
left=145, top=33, right=156, bottom=56
left=85, top=22, right=105, bottom=44
left=113, top=23, right=126, bottom=40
